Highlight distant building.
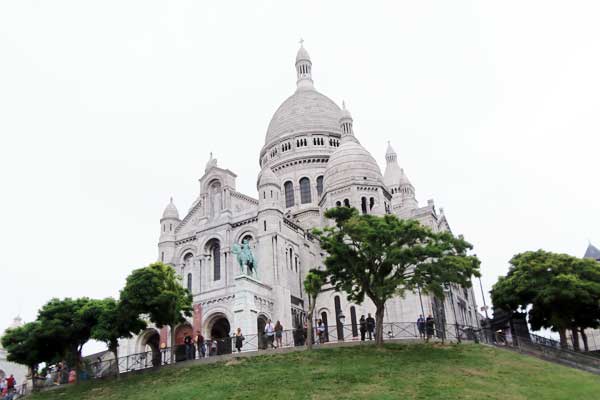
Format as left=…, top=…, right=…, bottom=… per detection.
left=568, top=242, right=600, bottom=351
left=584, top=242, right=600, bottom=262
left=0, top=316, right=29, bottom=389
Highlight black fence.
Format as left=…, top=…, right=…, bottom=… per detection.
left=31, top=320, right=600, bottom=392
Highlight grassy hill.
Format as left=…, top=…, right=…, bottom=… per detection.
left=29, top=343, right=600, bottom=400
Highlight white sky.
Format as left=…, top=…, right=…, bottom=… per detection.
left=1, top=1, right=598, bottom=352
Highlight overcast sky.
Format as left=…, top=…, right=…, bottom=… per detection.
left=1, top=1, right=598, bottom=351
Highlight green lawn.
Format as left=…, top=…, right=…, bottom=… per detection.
left=29, top=343, right=600, bottom=400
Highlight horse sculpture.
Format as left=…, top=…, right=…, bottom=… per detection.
left=232, top=239, right=257, bottom=277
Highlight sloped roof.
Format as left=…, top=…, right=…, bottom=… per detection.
left=584, top=243, right=600, bottom=260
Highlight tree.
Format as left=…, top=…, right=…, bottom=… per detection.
left=492, top=250, right=600, bottom=349
left=1, top=322, right=52, bottom=378
left=313, top=207, right=480, bottom=346
left=303, top=269, right=326, bottom=350
left=36, top=297, right=98, bottom=383
left=120, top=262, right=193, bottom=363
left=84, top=298, right=146, bottom=377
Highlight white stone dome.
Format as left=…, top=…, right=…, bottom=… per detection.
left=324, top=137, right=385, bottom=192
left=162, top=197, right=180, bottom=219
left=265, top=89, right=342, bottom=145
left=257, top=167, right=280, bottom=188
left=296, top=45, right=311, bottom=63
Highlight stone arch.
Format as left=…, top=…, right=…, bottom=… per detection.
left=136, top=328, right=162, bottom=367
left=203, top=310, right=232, bottom=355
left=234, top=227, right=257, bottom=244
left=176, top=245, right=196, bottom=261
left=173, top=322, right=194, bottom=362
left=257, top=313, right=270, bottom=349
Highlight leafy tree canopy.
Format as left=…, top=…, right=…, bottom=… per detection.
left=491, top=250, right=600, bottom=343
left=120, top=262, right=193, bottom=329
left=313, top=207, right=480, bottom=345
left=1, top=321, right=53, bottom=369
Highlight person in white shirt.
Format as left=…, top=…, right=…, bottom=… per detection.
left=264, top=319, right=276, bottom=349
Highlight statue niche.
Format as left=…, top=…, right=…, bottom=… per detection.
left=209, top=180, right=222, bottom=219
left=232, top=237, right=257, bottom=278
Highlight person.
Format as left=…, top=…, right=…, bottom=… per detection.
left=235, top=328, right=245, bottom=353
left=359, top=315, right=367, bottom=341
left=210, top=338, right=218, bottom=356
left=425, top=314, right=435, bottom=342
left=184, top=333, right=194, bottom=360
left=6, top=375, right=15, bottom=391
left=366, top=313, right=375, bottom=340
left=316, top=319, right=326, bottom=344
left=274, top=320, right=283, bottom=348
left=417, top=315, right=426, bottom=339
left=196, top=331, right=206, bottom=358
left=68, top=369, right=76, bottom=384
left=264, top=319, right=276, bottom=348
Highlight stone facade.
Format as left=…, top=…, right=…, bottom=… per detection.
left=120, top=44, right=479, bottom=357
left=0, top=317, right=29, bottom=388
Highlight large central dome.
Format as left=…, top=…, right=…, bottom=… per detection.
left=265, top=89, right=341, bottom=145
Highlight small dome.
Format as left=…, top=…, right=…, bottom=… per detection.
left=340, top=101, right=353, bottom=121
left=296, top=45, right=311, bottom=63
left=324, top=138, right=384, bottom=192
left=398, top=168, right=413, bottom=187
left=162, top=197, right=180, bottom=219
left=257, top=167, right=280, bottom=188
left=265, top=89, right=342, bottom=145
left=383, top=142, right=402, bottom=187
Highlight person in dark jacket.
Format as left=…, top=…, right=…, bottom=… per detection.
left=425, top=314, right=435, bottom=342
left=196, top=331, right=206, bottom=358
left=366, top=314, right=375, bottom=340
left=359, top=315, right=367, bottom=341
left=235, top=328, right=245, bottom=353
left=184, top=334, right=195, bottom=360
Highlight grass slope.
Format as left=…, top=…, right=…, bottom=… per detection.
left=30, top=344, right=600, bottom=400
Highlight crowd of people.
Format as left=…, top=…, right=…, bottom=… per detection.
left=0, top=374, right=19, bottom=399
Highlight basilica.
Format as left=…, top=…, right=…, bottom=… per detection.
left=120, top=43, right=480, bottom=358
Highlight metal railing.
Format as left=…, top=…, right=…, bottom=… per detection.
left=36, top=320, right=600, bottom=390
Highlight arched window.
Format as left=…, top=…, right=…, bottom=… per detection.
left=350, top=306, right=358, bottom=337
left=316, top=176, right=324, bottom=197
left=335, top=201, right=341, bottom=207
left=370, top=197, right=375, bottom=211
left=284, top=181, right=294, bottom=208
left=161, top=252, right=164, bottom=262
left=210, top=241, right=221, bottom=281
left=299, top=177, right=311, bottom=204
left=187, top=273, right=192, bottom=292
left=334, top=296, right=344, bottom=340
left=264, top=220, right=267, bottom=231
left=343, top=199, right=350, bottom=207
left=361, top=197, right=368, bottom=214
left=289, top=248, right=293, bottom=270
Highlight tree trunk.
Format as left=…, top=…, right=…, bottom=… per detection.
left=306, top=299, right=315, bottom=350
left=571, top=327, right=580, bottom=352
left=375, top=303, right=385, bottom=347
left=111, top=346, right=120, bottom=379
left=169, top=325, right=176, bottom=364
left=580, top=328, right=589, bottom=352
left=558, top=328, right=568, bottom=349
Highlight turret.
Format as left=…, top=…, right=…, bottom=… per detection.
left=295, top=39, right=313, bottom=90
left=257, top=168, right=283, bottom=231
left=383, top=142, right=417, bottom=214
left=158, top=197, right=180, bottom=263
